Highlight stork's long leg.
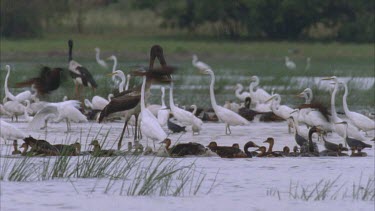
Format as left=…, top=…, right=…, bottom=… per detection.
left=134, top=114, right=139, bottom=142
left=118, top=119, right=129, bottom=150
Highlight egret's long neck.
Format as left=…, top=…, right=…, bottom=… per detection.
left=304, top=92, right=311, bottom=104
left=141, top=76, right=147, bottom=110
left=235, top=85, right=243, bottom=97
left=249, top=79, right=258, bottom=94
left=342, top=84, right=351, bottom=114
left=125, top=75, right=130, bottom=91
left=192, top=106, right=197, bottom=115
left=4, top=68, right=15, bottom=101
left=117, top=72, right=126, bottom=93
left=68, top=44, right=73, bottom=62
left=169, top=82, right=176, bottom=108
left=95, top=50, right=100, bottom=62
left=292, top=117, right=299, bottom=135
left=192, top=56, right=197, bottom=65
left=330, top=82, right=338, bottom=120
left=112, top=58, right=117, bottom=73
left=161, top=88, right=166, bottom=107
left=208, top=71, right=217, bottom=107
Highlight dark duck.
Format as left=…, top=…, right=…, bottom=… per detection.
left=160, top=138, right=207, bottom=157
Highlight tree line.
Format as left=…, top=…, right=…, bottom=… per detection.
left=1, top=0, right=373, bottom=42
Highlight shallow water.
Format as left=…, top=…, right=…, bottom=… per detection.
left=1, top=116, right=374, bottom=211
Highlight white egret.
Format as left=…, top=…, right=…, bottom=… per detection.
left=266, top=94, right=294, bottom=133
left=95, top=47, right=108, bottom=68
left=140, top=76, right=167, bottom=150
left=285, top=56, right=296, bottom=70
left=109, top=70, right=126, bottom=92
left=201, top=69, right=249, bottom=134
left=192, top=54, right=211, bottom=71
left=0, top=120, right=26, bottom=142
left=322, top=76, right=366, bottom=141
left=4, top=65, right=33, bottom=103
left=3, top=100, right=28, bottom=122
left=169, top=81, right=195, bottom=125
left=249, top=76, right=272, bottom=104
left=340, top=82, right=375, bottom=133
left=235, top=83, right=250, bottom=101
left=0, top=104, right=12, bottom=117
left=157, top=87, right=170, bottom=127
left=84, top=94, right=112, bottom=111
left=29, top=100, right=87, bottom=132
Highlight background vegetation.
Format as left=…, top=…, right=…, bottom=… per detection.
left=1, top=0, right=374, bottom=42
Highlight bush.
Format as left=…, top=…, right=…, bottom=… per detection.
left=1, top=0, right=43, bottom=38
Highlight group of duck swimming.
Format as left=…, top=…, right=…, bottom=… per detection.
left=10, top=126, right=369, bottom=158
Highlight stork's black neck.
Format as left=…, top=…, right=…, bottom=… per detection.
left=68, top=40, right=73, bottom=62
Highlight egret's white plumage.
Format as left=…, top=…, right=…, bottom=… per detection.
left=86, top=95, right=111, bottom=111
left=323, top=76, right=366, bottom=141
left=4, top=65, right=33, bottom=103
left=285, top=56, right=296, bottom=70
left=235, top=83, right=250, bottom=101
left=29, top=100, right=87, bottom=131
left=111, top=70, right=126, bottom=92
left=192, top=54, right=211, bottom=71
left=202, top=69, right=249, bottom=134
left=3, top=101, right=28, bottom=121
left=23, top=100, right=33, bottom=122
left=0, top=120, right=26, bottom=142
left=157, top=87, right=170, bottom=126
left=95, top=47, right=108, bottom=68
left=0, top=104, right=12, bottom=117
left=267, top=94, right=294, bottom=120
left=190, top=105, right=203, bottom=134
left=140, top=76, right=167, bottom=149
left=169, top=81, right=195, bottom=126
left=340, top=82, right=374, bottom=133
left=147, top=104, right=162, bottom=117
left=249, top=76, right=272, bottom=104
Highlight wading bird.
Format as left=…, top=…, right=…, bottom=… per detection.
left=4, top=65, right=34, bottom=103
left=192, top=54, right=211, bottom=71
left=200, top=69, right=249, bottom=134
left=95, top=47, right=108, bottom=68
left=285, top=56, right=296, bottom=70
left=68, top=40, right=98, bottom=99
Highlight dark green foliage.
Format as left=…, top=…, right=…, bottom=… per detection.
left=130, top=0, right=374, bottom=42
left=1, top=0, right=43, bottom=38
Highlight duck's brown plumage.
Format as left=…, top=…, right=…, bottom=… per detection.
left=162, top=138, right=206, bottom=157
left=207, top=142, right=248, bottom=158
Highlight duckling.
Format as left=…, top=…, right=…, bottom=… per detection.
left=160, top=138, right=207, bottom=157
left=89, top=140, right=115, bottom=157
left=282, top=146, right=290, bottom=156
left=263, top=137, right=283, bottom=157
left=290, top=146, right=300, bottom=157
left=206, top=141, right=247, bottom=158
left=255, top=146, right=268, bottom=157
left=11, top=140, right=21, bottom=155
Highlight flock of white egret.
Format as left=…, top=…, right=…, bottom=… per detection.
left=0, top=42, right=374, bottom=158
